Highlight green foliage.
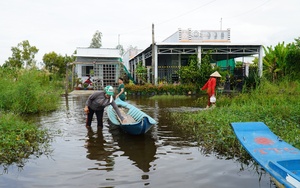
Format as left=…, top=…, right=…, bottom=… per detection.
left=0, top=67, right=60, bottom=166
left=170, top=79, right=300, bottom=158
left=42, top=52, right=75, bottom=78
left=235, top=61, right=243, bottom=67
left=199, top=53, right=214, bottom=83
left=263, top=42, right=288, bottom=81
left=285, top=38, right=300, bottom=79
left=0, top=68, right=61, bottom=114
left=177, top=53, right=213, bottom=88
left=0, top=112, right=51, bottom=166
left=135, top=62, right=147, bottom=84
left=89, top=30, right=102, bottom=48
left=149, top=95, right=189, bottom=100
left=177, top=55, right=200, bottom=84
left=262, top=37, right=300, bottom=82
left=244, top=65, right=259, bottom=89
left=3, top=40, right=39, bottom=68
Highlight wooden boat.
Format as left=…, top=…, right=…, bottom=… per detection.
left=107, top=98, right=157, bottom=135
left=231, top=122, right=300, bottom=188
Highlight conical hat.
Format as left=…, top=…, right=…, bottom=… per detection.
left=210, top=71, right=221, bottom=77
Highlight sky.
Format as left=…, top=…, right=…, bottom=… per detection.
left=0, top=0, right=299, bottom=65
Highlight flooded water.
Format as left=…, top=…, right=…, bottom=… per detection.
left=0, top=94, right=276, bottom=188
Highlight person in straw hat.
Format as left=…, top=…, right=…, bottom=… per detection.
left=201, top=71, right=222, bottom=109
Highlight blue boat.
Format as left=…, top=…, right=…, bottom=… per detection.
left=231, top=122, right=300, bottom=188
left=107, top=98, right=157, bottom=135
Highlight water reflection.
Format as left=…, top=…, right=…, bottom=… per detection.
left=84, top=127, right=114, bottom=171
left=110, top=129, right=157, bottom=172
left=0, top=95, right=276, bottom=188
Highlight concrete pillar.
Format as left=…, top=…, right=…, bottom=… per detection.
left=197, top=46, right=202, bottom=67
left=142, top=53, right=145, bottom=66
left=244, top=62, right=251, bottom=77
left=154, top=45, right=158, bottom=85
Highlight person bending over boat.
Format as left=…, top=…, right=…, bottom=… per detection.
left=201, top=71, right=221, bottom=109
left=116, top=77, right=126, bottom=101
left=84, top=85, right=126, bottom=129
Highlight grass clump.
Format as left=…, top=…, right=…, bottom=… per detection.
left=170, top=79, right=300, bottom=159
left=0, top=112, right=51, bottom=167
left=150, top=94, right=190, bottom=100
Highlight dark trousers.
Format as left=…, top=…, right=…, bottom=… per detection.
left=86, top=107, right=104, bottom=127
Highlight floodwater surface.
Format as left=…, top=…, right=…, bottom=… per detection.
left=0, top=94, right=276, bottom=188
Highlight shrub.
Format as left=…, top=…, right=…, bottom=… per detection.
left=0, top=68, right=61, bottom=114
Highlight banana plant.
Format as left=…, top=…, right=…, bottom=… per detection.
left=263, top=42, right=288, bottom=82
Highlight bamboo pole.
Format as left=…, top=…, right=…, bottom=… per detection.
left=65, top=62, right=69, bottom=96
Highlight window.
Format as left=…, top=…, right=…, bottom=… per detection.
left=82, top=66, right=93, bottom=76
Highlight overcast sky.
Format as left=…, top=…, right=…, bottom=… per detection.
left=0, top=0, right=299, bottom=65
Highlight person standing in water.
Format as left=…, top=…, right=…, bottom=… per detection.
left=201, top=71, right=222, bottom=109
left=84, top=85, right=126, bottom=129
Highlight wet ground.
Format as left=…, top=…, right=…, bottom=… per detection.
left=0, top=94, right=276, bottom=188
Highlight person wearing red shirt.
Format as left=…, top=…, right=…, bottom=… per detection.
left=84, top=76, right=92, bottom=85
left=201, top=71, right=222, bottom=109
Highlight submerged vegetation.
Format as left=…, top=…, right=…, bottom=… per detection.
left=0, top=113, right=51, bottom=166
left=170, top=79, right=300, bottom=159
left=0, top=68, right=62, bottom=167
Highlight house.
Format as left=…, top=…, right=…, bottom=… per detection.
left=122, top=47, right=142, bottom=70
left=127, top=28, right=263, bottom=85
left=73, top=47, right=123, bottom=89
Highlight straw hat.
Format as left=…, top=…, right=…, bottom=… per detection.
left=210, top=71, right=222, bottom=77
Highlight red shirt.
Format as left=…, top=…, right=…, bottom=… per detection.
left=84, top=79, right=92, bottom=84
left=201, top=77, right=216, bottom=95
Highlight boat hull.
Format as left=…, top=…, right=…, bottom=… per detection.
left=107, top=98, right=157, bottom=135
left=231, top=122, right=300, bottom=188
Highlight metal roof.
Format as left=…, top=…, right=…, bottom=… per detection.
left=129, top=42, right=262, bottom=62
left=75, top=47, right=121, bottom=58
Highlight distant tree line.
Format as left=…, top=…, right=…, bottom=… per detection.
left=2, top=33, right=300, bottom=85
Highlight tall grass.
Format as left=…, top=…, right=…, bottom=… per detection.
left=171, top=79, right=300, bottom=159
left=0, top=68, right=61, bottom=167
left=0, top=68, right=61, bottom=114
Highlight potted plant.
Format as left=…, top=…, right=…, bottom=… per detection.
left=90, top=69, right=94, bottom=76
left=83, top=83, right=89, bottom=90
